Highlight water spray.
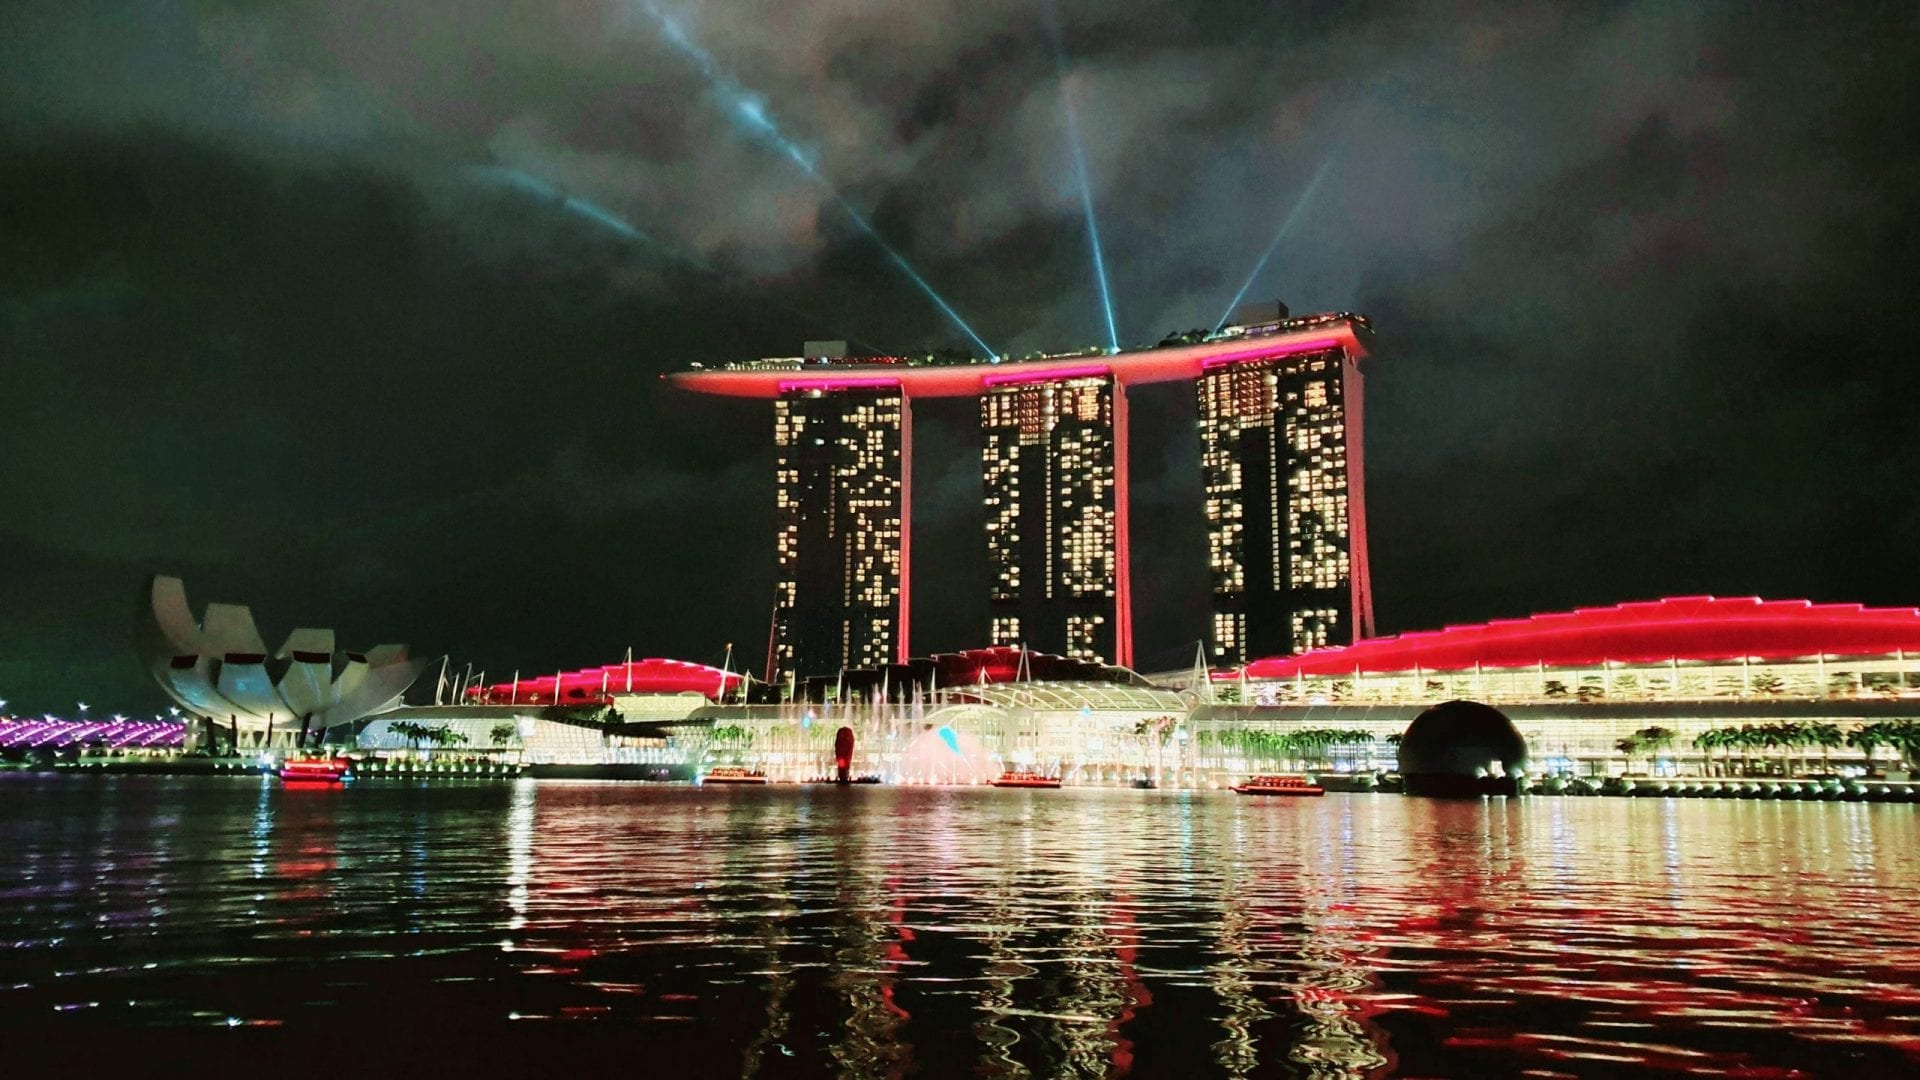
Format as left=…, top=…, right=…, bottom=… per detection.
left=634, top=1, right=998, bottom=357
left=1044, top=0, right=1120, bottom=353
left=1213, top=150, right=1340, bottom=333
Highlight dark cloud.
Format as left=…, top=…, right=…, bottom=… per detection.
left=2, top=1, right=1917, bottom=710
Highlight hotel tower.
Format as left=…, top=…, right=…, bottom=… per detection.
left=770, top=383, right=910, bottom=684
left=980, top=374, right=1131, bottom=666
left=1197, top=342, right=1374, bottom=665
left=668, top=310, right=1373, bottom=680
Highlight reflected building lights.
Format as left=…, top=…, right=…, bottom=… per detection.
left=505, top=778, right=535, bottom=936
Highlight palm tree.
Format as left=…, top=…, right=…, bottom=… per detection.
left=1615, top=734, right=1643, bottom=772
left=1769, top=722, right=1809, bottom=776
left=1753, top=723, right=1789, bottom=776
left=1848, top=723, right=1888, bottom=771
left=1807, top=723, right=1844, bottom=775
left=1630, top=726, right=1677, bottom=772
left=1731, top=725, right=1762, bottom=776
left=1693, top=728, right=1730, bottom=777
left=1890, top=720, right=1920, bottom=773
left=490, top=722, right=518, bottom=747
left=388, top=720, right=432, bottom=751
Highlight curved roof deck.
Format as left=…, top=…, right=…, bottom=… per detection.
left=1235, top=596, right=1920, bottom=679
left=469, top=657, right=744, bottom=705
left=950, top=681, right=1191, bottom=713
left=666, top=314, right=1373, bottom=399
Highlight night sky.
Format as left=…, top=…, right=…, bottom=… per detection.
left=3, top=3, right=1917, bottom=713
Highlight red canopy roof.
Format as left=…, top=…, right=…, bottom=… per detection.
left=470, top=658, right=743, bottom=704
left=1239, top=597, right=1920, bottom=678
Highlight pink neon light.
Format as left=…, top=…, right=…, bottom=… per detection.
left=981, top=363, right=1112, bottom=388
left=470, top=657, right=743, bottom=703
left=1113, top=383, right=1133, bottom=668
left=1343, top=355, right=1375, bottom=640
left=1197, top=338, right=1342, bottom=370
left=668, top=321, right=1369, bottom=400
left=774, top=377, right=903, bottom=393
left=897, top=394, right=913, bottom=664
left=1237, top=597, right=1920, bottom=678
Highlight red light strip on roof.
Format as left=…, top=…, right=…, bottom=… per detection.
left=981, top=364, right=1112, bottom=388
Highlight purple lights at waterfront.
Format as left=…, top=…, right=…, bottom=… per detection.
left=0, top=718, right=186, bottom=750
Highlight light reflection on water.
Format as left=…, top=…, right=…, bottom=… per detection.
left=2, top=774, right=1918, bottom=1075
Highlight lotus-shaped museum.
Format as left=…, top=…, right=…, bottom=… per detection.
left=136, top=575, right=432, bottom=750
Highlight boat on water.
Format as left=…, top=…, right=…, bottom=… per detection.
left=990, top=771, right=1062, bottom=789
left=806, top=774, right=886, bottom=785
left=1130, top=777, right=1158, bottom=790
left=1231, top=774, right=1325, bottom=797
left=702, top=767, right=769, bottom=785
left=278, top=757, right=351, bottom=784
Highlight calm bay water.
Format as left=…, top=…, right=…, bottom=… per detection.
left=2, top=775, right=1918, bottom=1077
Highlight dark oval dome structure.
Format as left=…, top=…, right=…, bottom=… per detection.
left=1399, top=700, right=1530, bottom=797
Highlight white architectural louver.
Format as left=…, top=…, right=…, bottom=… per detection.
left=136, top=574, right=431, bottom=736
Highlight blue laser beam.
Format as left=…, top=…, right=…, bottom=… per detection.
left=1213, top=151, right=1340, bottom=333
left=635, top=1, right=997, bottom=357
left=1044, top=0, right=1119, bottom=353
left=467, top=165, right=660, bottom=246
left=466, top=164, right=889, bottom=349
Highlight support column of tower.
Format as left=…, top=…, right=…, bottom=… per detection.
left=1113, top=379, right=1133, bottom=668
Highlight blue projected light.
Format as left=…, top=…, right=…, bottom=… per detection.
left=635, top=1, right=997, bottom=357
left=466, top=165, right=655, bottom=244
left=1045, top=0, right=1119, bottom=353
left=466, top=164, right=897, bottom=345
left=1213, top=151, right=1341, bottom=333
left=937, top=726, right=960, bottom=754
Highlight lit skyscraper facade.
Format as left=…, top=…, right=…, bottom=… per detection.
left=771, top=386, right=910, bottom=683
left=668, top=315, right=1372, bottom=680
left=1199, top=346, right=1374, bottom=665
left=980, top=374, right=1131, bottom=665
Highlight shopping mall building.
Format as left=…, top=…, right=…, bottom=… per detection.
left=341, top=596, right=1920, bottom=784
